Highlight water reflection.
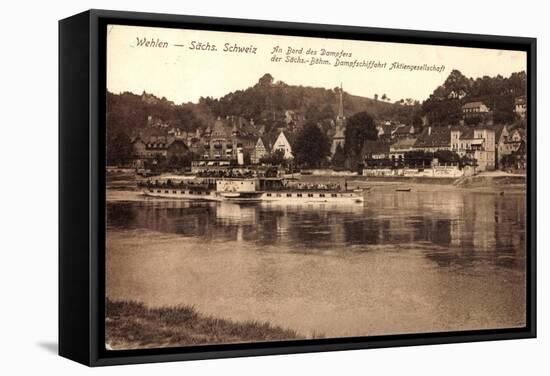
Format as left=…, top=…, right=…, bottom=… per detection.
left=107, top=191, right=525, bottom=270
left=106, top=189, right=526, bottom=337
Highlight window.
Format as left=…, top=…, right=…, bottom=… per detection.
left=276, top=193, right=281, bottom=197
left=180, top=190, right=185, bottom=194
left=297, top=193, right=302, bottom=197
left=308, top=193, right=314, bottom=198
left=172, top=190, right=176, bottom=194
left=267, top=193, right=272, bottom=197
left=157, top=190, right=161, bottom=193
left=320, top=194, right=325, bottom=198
left=286, top=193, right=292, bottom=197
left=331, top=194, right=337, bottom=197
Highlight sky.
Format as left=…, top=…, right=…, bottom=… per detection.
left=107, top=24, right=527, bottom=104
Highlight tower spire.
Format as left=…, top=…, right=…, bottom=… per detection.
left=338, top=82, right=344, bottom=119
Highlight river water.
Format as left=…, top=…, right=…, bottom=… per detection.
left=106, top=182, right=526, bottom=340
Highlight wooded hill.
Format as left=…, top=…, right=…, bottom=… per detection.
left=422, top=69, right=527, bottom=126
left=106, top=73, right=417, bottom=141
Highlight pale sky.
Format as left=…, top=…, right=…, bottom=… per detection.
left=107, top=24, right=526, bottom=104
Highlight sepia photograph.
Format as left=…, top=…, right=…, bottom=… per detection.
left=104, top=24, right=528, bottom=351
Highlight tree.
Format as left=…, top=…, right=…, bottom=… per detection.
left=320, top=104, right=335, bottom=120
left=344, top=111, right=378, bottom=169
left=107, top=132, right=133, bottom=166
left=258, top=73, right=274, bottom=87
left=260, top=149, right=286, bottom=166
left=293, top=123, right=331, bottom=167
left=441, top=69, right=470, bottom=99
left=305, top=103, right=321, bottom=123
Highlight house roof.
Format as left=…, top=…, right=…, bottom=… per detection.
left=511, top=128, right=526, bottom=139
left=414, top=127, right=451, bottom=148
left=211, top=118, right=230, bottom=138
left=390, top=137, right=417, bottom=150
left=394, top=124, right=415, bottom=135
left=377, top=122, right=398, bottom=135
left=361, top=140, right=390, bottom=155
left=462, top=101, right=487, bottom=109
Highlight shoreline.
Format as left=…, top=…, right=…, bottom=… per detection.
left=105, top=299, right=303, bottom=350
left=299, top=173, right=526, bottom=194
left=107, top=171, right=526, bottom=195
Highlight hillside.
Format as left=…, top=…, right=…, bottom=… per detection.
left=106, top=73, right=415, bottom=141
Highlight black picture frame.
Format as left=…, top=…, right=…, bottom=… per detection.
left=59, top=9, right=537, bottom=367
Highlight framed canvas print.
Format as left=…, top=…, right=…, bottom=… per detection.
left=59, top=9, right=536, bottom=366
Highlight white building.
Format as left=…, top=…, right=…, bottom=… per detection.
left=450, top=126, right=495, bottom=171
left=272, top=131, right=293, bottom=159
left=252, top=137, right=268, bottom=164
left=462, top=101, right=490, bottom=118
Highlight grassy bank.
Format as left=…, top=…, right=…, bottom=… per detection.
left=106, top=299, right=302, bottom=350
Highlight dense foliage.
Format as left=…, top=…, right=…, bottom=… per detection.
left=422, top=70, right=526, bottom=125
left=343, top=111, right=378, bottom=169
left=293, top=123, right=331, bottom=167
left=107, top=91, right=208, bottom=136
left=198, top=74, right=410, bottom=133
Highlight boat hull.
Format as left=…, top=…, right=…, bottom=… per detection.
left=141, top=188, right=364, bottom=204
left=259, top=191, right=364, bottom=204
left=142, top=188, right=221, bottom=201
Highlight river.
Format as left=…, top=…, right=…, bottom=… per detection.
left=106, top=182, right=526, bottom=339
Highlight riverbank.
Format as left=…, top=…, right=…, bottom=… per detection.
left=105, top=299, right=302, bottom=350
left=107, top=170, right=526, bottom=195
left=299, top=173, right=526, bottom=193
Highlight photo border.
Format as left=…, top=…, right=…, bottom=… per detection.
left=66, top=9, right=536, bottom=366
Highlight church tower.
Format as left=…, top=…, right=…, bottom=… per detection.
left=331, top=83, right=346, bottom=156
left=336, top=82, right=345, bottom=128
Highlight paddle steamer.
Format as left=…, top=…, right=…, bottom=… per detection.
left=139, top=174, right=364, bottom=204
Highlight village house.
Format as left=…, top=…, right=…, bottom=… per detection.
left=509, top=128, right=526, bottom=152
left=514, top=96, right=527, bottom=119
left=201, top=116, right=258, bottom=161
left=393, top=124, right=418, bottom=139
left=361, top=140, right=392, bottom=176
left=362, top=140, right=390, bottom=162
left=131, top=135, right=189, bottom=167
left=376, top=121, right=398, bottom=141
left=450, top=125, right=495, bottom=171
left=494, top=124, right=513, bottom=168
left=166, top=139, right=188, bottom=161
left=462, top=101, right=490, bottom=118
left=389, top=138, right=417, bottom=160
left=252, top=137, right=269, bottom=164
left=272, top=131, right=294, bottom=159
left=413, top=126, right=452, bottom=152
